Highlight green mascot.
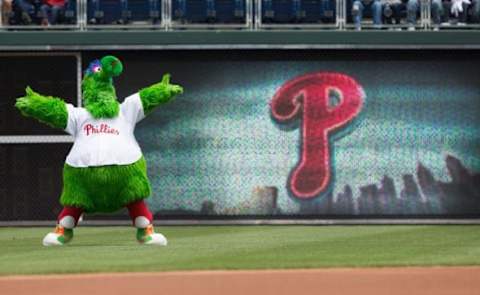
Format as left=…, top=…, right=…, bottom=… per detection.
left=15, top=55, right=183, bottom=246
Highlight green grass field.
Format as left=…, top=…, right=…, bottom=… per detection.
left=0, top=225, right=479, bottom=276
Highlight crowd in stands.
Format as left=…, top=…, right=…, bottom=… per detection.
left=0, top=0, right=479, bottom=28
left=1, top=0, right=74, bottom=25
left=351, top=0, right=480, bottom=30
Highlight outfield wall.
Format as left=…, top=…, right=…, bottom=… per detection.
left=1, top=49, right=479, bottom=222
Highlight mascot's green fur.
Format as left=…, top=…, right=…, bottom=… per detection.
left=61, top=157, right=150, bottom=213
left=15, top=56, right=183, bottom=214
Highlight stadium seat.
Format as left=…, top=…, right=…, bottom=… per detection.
left=261, top=0, right=336, bottom=24
left=171, top=0, right=247, bottom=24
left=88, top=0, right=161, bottom=25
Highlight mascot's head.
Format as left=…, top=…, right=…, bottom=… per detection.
left=82, top=55, right=123, bottom=119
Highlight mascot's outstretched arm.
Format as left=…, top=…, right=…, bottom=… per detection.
left=139, top=73, right=183, bottom=115
left=15, top=86, right=68, bottom=129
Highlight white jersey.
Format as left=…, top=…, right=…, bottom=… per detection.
left=64, top=93, right=145, bottom=168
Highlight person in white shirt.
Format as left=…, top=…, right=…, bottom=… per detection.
left=15, top=55, right=183, bottom=246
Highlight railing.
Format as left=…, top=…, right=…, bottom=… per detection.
left=1, top=0, right=479, bottom=31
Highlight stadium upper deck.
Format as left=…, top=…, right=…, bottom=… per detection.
left=1, top=0, right=480, bottom=30
left=0, top=0, right=479, bottom=49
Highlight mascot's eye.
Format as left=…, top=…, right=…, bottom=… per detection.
left=93, top=66, right=102, bottom=73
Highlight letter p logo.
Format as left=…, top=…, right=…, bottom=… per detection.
left=270, top=72, right=365, bottom=199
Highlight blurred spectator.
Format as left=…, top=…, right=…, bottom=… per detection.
left=382, top=0, right=403, bottom=25
left=391, top=0, right=419, bottom=30
left=431, top=0, right=443, bottom=28
left=443, top=0, right=470, bottom=25
left=40, top=0, right=66, bottom=25
left=352, top=0, right=382, bottom=30
left=472, top=0, right=480, bottom=23
left=405, top=0, right=419, bottom=30
left=1, top=0, right=14, bottom=25
left=430, top=0, right=475, bottom=28
left=12, top=0, right=35, bottom=24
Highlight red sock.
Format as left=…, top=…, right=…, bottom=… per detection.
left=126, top=200, right=153, bottom=225
left=57, top=206, right=84, bottom=226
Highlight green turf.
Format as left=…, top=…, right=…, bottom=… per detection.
left=0, top=225, right=479, bottom=275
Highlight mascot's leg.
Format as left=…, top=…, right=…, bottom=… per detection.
left=42, top=206, right=83, bottom=246
left=127, top=200, right=167, bottom=246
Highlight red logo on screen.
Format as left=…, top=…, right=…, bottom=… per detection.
left=270, top=72, right=364, bottom=199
